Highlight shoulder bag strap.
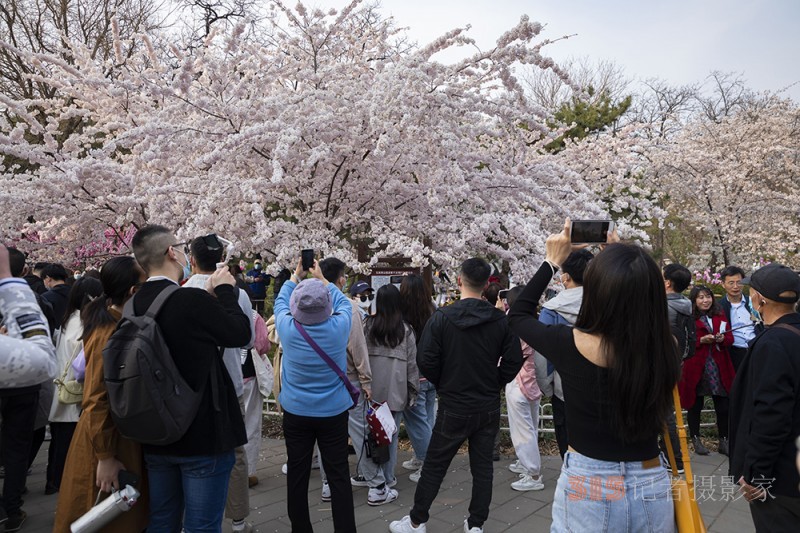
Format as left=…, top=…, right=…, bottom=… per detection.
left=773, top=323, right=800, bottom=338
left=665, top=386, right=698, bottom=495
left=294, top=321, right=357, bottom=396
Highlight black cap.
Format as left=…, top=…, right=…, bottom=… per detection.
left=742, top=264, right=800, bottom=304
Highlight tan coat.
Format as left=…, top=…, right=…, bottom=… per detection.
left=53, top=309, right=149, bottom=533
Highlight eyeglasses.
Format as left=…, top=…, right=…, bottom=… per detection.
left=358, top=293, right=375, bottom=302
left=725, top=281, right=743, bottom=287
left=164, top=241, right=190, bottom=255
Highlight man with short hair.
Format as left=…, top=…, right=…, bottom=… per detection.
left=24, top=262, right=48, bottom=295
left=130, top=225, right=250, bottom=532
left=390, top=258, right=523, bottom=533
left=40, top=263, right=70, bottom=328
left=662, top=262, right=695, bottom=470
left=729, top=264, right=800, bottom=531
left=182, top=235, right=255, bottom=533
left=720, top=265, right=762, bottom=372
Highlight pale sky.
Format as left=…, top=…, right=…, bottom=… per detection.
left=324, top=0, right=800, bottom=100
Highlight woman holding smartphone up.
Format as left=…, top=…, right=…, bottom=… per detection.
left=509, top=219, right=679, bottom=533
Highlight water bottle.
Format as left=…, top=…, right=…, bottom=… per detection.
left=70, top=484, right=140, bottom=533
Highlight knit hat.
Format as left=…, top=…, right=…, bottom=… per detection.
left=290, top=279, right=332, bottom=324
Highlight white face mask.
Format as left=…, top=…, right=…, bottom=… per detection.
left=356, top=298, right=372, bottom=309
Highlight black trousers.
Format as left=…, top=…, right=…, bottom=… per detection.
left=730, top=346, right=748, bottom=373
left=47, top=421, right=77, bottom=490
left=750, top=494, right=800, bottom=533
left=688, top=395, right=729, bottom=439
left=0, top=391, right=39, bottom=515
left=411, top=407, right=500, bottom=529
left=283, top=409, right=355, bottom=533
left=551, top=396, right=568, bottom=459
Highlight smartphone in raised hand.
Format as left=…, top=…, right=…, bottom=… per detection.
left=569, top=220, right=614, bottom=244
left=301, top=249, right=315, bottom=271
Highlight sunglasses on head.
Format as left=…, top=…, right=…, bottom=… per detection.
left=358, top=293, right=375, bottom=302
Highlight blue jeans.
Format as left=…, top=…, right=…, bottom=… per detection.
left=145, top=451, right=235, bottom=533
left=552, top=451, right=675, bottom=532
left=402, top=380, right=436, bottom=461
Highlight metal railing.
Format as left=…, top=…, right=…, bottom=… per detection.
left=264, top=399, right=717, bottom=434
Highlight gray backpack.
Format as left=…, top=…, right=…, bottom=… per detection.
left=103, top=285, right=213, bottom=445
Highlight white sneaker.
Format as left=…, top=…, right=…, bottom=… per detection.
left=409, top=468, right=422, bottom=483
left=507, top=460, right=526, bottom=474
left=367, top=486, right=398, bottom=506
left=402, top=457, right=423, bottom=470
left=231, top=520, right=253, bottom=533
left=389, top=515, right=426, bottom=532
left=281, top=463, right=287, bottom=475
left=321, top=482, right=331, bottom=502
left=311, top=455, right=320, bottom=470
left=387, top=477, right=398, bottom=488
left=511, top=473, right=545, bottom=492
left=463, top=519, right=483, bottom=533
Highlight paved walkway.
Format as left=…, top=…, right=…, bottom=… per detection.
left=18, top=437, right=752, bottom=532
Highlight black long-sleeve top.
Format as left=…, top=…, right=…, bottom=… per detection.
left=508, top=261, right=660, bottom=461
left=134, top=280, right=249, bottom=456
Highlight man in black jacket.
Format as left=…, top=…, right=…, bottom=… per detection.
left=131, top=225, right=251, bottom=533
left=40, top=263, right=71, bottom=328
left=389, top=258, right=523, bottom=533
left=729, top=263, right=800, bottom=532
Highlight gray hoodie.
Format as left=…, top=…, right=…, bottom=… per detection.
left=534, top=287, right=583, bottom=400
left=667, top=293, right=695, bottom=359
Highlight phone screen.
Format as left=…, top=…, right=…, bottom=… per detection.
left=301, top=249, right=314, bottom=270
left=570, top=220, right=612, bottom=244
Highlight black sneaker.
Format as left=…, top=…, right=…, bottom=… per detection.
left=5, top=510, right=27, bottom=532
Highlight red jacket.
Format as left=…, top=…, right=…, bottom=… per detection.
left=678, top=312, right=735, bottom=409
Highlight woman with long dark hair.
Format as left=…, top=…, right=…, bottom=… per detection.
left=680, top=285, right=734, bottom=456
left=54, top=256, right=149, bottom=533
left=46, top=277, right=102, bottom=494
left=360, top=284, right=418, bottom=506
left=509, top=221, right=680, bottom=532
left=398, top=273, right=436, bottom=482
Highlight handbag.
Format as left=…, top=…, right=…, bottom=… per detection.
left=54, top=343, right=85, bottom=405
left=294, top=321, right=360, bottom=409
left=663, top=386, right=707, bottom=533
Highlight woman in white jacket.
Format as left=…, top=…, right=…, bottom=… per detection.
left=46, top=277, right=102, bottom=494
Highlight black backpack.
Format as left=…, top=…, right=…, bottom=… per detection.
left=103, top=285, right=212, bottom=445
left=676, top=312, right=697, bottom=360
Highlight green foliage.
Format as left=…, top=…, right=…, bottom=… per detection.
left=545, top=86, right=632, bottom=152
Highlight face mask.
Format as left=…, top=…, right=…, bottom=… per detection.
left=254, top=264, right=262, bottom=271
left=179, top=250, right=191, bottom=281
left=357, top=299, right=372, bottom=309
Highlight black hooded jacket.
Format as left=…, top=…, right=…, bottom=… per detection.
left=417, top=298, right=522, bottom=414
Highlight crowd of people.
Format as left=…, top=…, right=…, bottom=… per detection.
left=0, top=218, right=798, bottom=533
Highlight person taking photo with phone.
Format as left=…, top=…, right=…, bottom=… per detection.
left=509, top=219, right=680, bottom=532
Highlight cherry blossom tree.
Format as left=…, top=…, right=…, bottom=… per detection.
left=649, top=95, right=800, bottom=269
left=0, top=0, right=654, bottom=276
